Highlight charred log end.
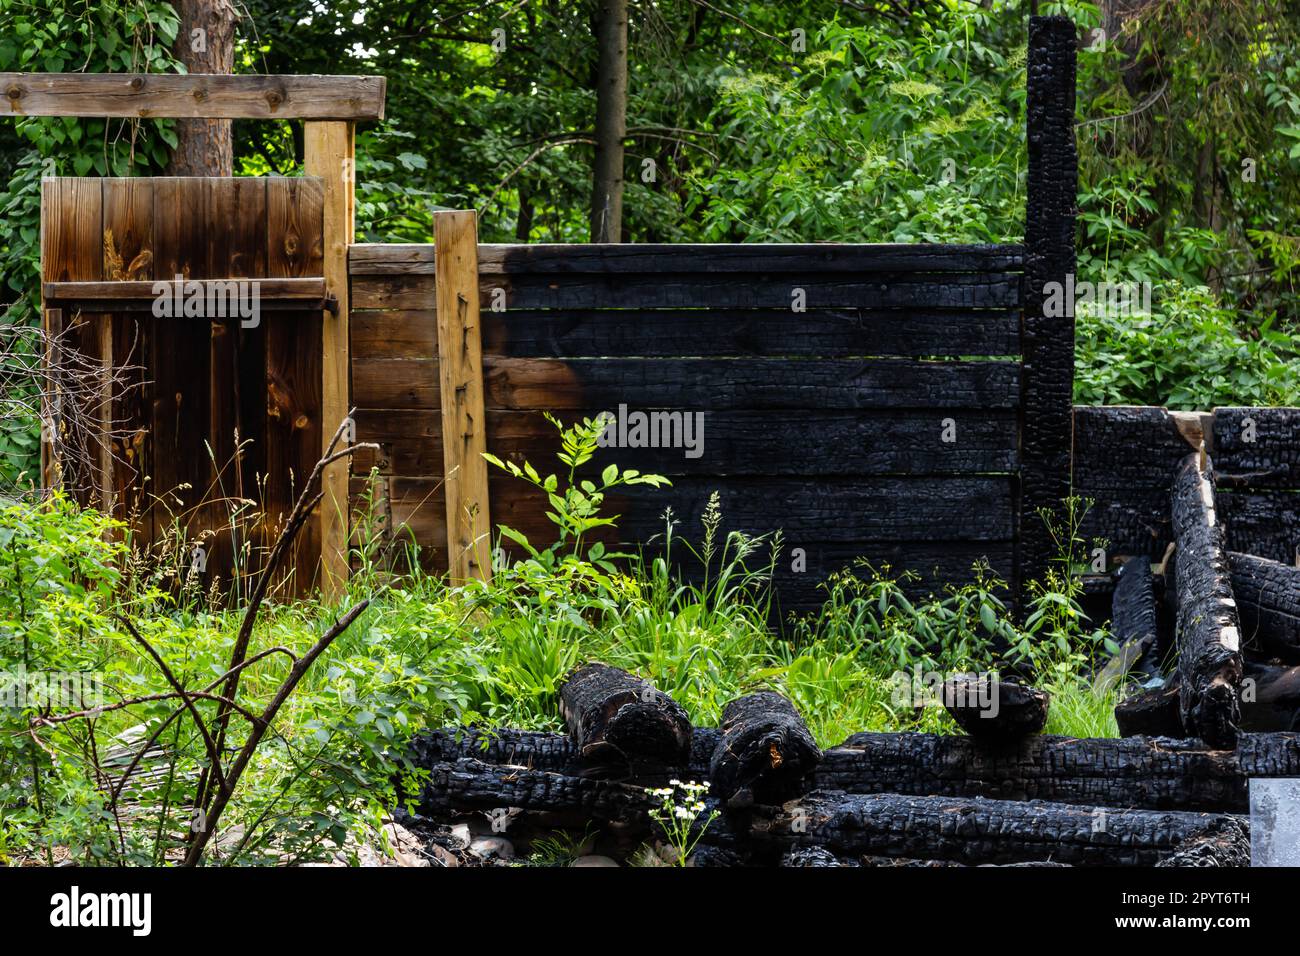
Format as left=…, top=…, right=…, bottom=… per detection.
left=711, top=692, right=823, bottom=804
left=559, top=664, right=693, bottom=771
left=604, top=697, right=694, bottom=767
left=944, top=677, right=1050, bottom=741
left=1115, top=679, right=1185, bottom=738
left=1189, top=673, right=1243, bottom=750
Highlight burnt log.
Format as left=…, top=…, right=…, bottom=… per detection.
left=1115, top=678, right=1185, bottom=738
left=403, top=757, right=1246, bottom=866
left=1096, top=558, right=1161, bottom=691
left=558, top=664, right=692, bottom=770
left=1240, top=660, right=1300, bottom=733
left=1171, top=453, right=1244, bottom=747
left=1153, top=817, right=1251, bottom=868
left=409, top=727, right=1300, bottom=814
left=1229, top=552, right=1300, bottom=664
left=820, top=731, right=1289, bottom=813
left=408, top=757, right=656, bottom=824
left=745, top=791, right=1244, bottom=867
left=943, top=675, right=1049, bottom=739
left=710, top=692, right=821, bottom=804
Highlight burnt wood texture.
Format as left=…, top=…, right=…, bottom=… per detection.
left=1020, top=15, right=1078, bottom=602
left=942, top=676, right=1050, bottom=740
left=349, top=240, right=1028, bottom=609
left=1171, top=453, right=1244, bottom=748
left=411, top=725, right=1300, bottom=814
left=401, top=749, right=1247, bottom=865
left=709, top=692, right=822, bottom=803
left=1230, top=552, right=1300, bottom=664
left=558, top=664, right=692, bottom=771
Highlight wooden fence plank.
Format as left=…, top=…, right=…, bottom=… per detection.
left=478, top=272, right=1022, bottom=311
left=434, top=210, right=491, bottom=583
left=102, top=178, right=154, bottom=528
left=480, top=357, right=1022, bottom=411
left=481, top=308, right=1021, bottom=358
left=150, top=177, right=212, bottom=548
left=3, top=73, right=386, bottom=119
left=265, top=177, right=325, bottom=592
left=346, top=242, right=1026, bottom=276
left=305, top=120, right=355, bottom=599
left=41, top=178, right=106, bottom=507
left=204, top=177, right=267, bottom=591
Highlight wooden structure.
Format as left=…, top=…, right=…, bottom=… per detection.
left=31, top=74, right=384, bottom=598
left=34, top=18, right=1173, bottom=612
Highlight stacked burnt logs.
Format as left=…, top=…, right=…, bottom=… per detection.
left=1111, top=450, right=1300, bottom=744
left=401, top=663, right=1263, bottom=867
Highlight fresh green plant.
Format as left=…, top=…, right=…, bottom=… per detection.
left=646, top=779, right=717, bottom=867
left=483, top=413, right=670, bottom=568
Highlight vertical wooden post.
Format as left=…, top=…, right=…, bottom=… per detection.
left=434, top=210, right=492, bottom=583
left=304, top=120, right=355, bottom=599
left=1020, top=15, right=1078, bottom=601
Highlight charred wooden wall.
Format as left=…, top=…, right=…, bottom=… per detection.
left=1073, top=405, right=1300, bottom=566
left=347, top=242, right=1027, bottom=612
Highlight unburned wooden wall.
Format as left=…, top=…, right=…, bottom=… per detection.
left=41, top=176, right=327, bottom=591
left=348, top=242, right=1027, bottom=613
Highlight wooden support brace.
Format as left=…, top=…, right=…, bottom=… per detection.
left=434, top=210, right=492, bottom=583
left=304, top=121, right=355, bottom=599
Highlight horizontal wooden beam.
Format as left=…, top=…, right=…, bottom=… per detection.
left=346, top=242, right=1027, bottom=277
left=3, top=74, right=386, bottom=120
left=43, top=278, right=331, bottom=312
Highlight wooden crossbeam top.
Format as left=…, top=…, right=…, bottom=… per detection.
left=43, top=278, right=332, bottom=312
left=3, top=74, right=386, bottom=120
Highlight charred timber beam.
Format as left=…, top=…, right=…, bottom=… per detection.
left=1171, top=453, right=1244, bottom=747
left=1229, top=551, right=1300, bottom=664
left=409, top=728, right=1300, bottom=814
left=1019, top=15, right=1078, bottom=605
left=743, top=791, right=1243, bottom=867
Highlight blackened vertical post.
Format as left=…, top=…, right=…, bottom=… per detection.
left=1021, top=15, right=1078, bottom=602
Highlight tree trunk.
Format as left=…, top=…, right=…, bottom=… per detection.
left=1171, top=453, right=1243, bottom=747
left=165, top=0, right=237, bottom=176
left=558, top=663, right=692, bottom=771
left=589, top=0, right=628, bottom=242
left=709, top=692, right=821, bottom=804
left=1230, top=551, right=1300, bottom=664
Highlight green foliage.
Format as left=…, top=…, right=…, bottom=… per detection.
left=0, top=0, right=183, bottom=488
left=483, top=412, right=670, bottom=567
left=1075, top=281, right=1300, bottom=407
